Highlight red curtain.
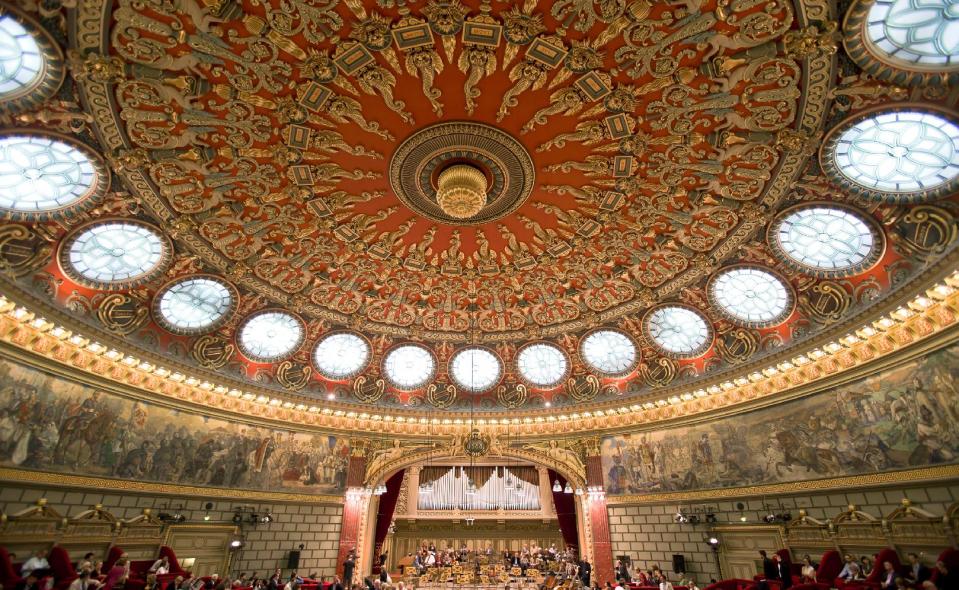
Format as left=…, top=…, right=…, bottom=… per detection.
left=548, top=469, right=579, bottom=551
left=372, top=469, right=405, bottom=573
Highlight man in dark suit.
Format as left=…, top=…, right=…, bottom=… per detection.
left=761, top=551, right=778, bottom=581
left=579, top=560, right=592, bottom=587
left=907, top=554, right=931, bottom=586
left=343, top=551, right=356, bottom=587
left=774, top=555, right=791, bottom=589
left=328, top=576, right=344, bottom=590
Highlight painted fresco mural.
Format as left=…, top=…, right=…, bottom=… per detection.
left=0, top=357, right=349, bottom=493
left=602, top=342, right=959, bottom=494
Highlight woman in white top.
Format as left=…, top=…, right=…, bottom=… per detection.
left=659, top=574, right=674, bottom=590
left=801, top=555, right=817, bottom=584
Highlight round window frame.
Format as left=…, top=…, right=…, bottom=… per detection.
left=706, top=264, right=797, bottom=329
left=236, top=308, right=306, bottom=364
left=515, top=341, right=572, bottom=389
left=312, top=330, right=373, bottom=381
left=819, top=104, right=959, bottom=203
left=151, top=274, right=238, bottom=336
left=0, top=3, right=66, bottom=115
left=448, top=346, right=504, bottom=393
left=766, top=201, right=886, bottom=278
left=642, top=304, right=714, bottom=359
left=381, top=342, right=438, bottom=392
left=0, top=129, right=110, bottom=220
left=57, top=217, right=173, bottom=290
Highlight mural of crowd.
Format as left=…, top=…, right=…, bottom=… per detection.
left=0, top=358, right=350, bottom=493
left=602, top=342, right=959, bottom=494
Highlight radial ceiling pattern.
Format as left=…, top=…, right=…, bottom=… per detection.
left=0, top=0, right=958, bottom=419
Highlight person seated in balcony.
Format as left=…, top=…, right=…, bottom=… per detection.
left=205, top=574, right=220, bottom=590
left=880, top=563, right=897, bottom=590
left=149, top=558, right=170, bottom=576
left=801, top=556, right=817, bottom=584
left=684, top=579, right=700, bottom=590
left=839, top=555, right=857, bottom=581
left=145, top=574, right=161, bottom=590
left=21, top=550, right=50, bottom=578
left=658, top=573, right=674, bottom=590
left=69, top=570, right=102, bottom=590
left=906, top=554, right=931, bottom=586
left=862, top=557, right=875, bottom=578
left=165, top=576, right=184, bottom=590
left=760, top=552, right=778, bottom=582
left=233, top=574, right=248, bottom=588
left=267, top=570, right=282, bottom=590
left=76, top=554, right=97, bottom=574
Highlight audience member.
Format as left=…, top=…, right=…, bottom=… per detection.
left=862, top=557, right=875, bottom=577
left=14, top=573, right=41, bottom=590
left=881, top=562, right=897, bottom=590
left=907, top=554, right=932, bottom=586
left=149, top=557, right=170, bottom=576
left=801, top=555, right=817, bottom=583
left=21, top=551, right=50, bottom=577
left=103, top=558, right=129, bottom=590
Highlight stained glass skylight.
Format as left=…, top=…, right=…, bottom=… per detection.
left=155, top=277, right=234, bottom=334
left=238, top=311, right=304, bottom=362
left=314, top=332, right=371, bottom=380
left=709, top=267, right=792, bottom=326
left=383, top=344, right=435, bottom=390
left=646, top=306, right=711, bottom=357
left=64, top=221, right=167, bottom=287
left=773, top=206, right=879, bottom=274
left=517, top=343, right=568, bottom=387
left=0, top=135, right=98, bottom=215
left=0, top=15, right=43, bottom=98
left=831, top=110, right=959, bottom=197
left=866, top=0, right=959, bottom=68
left=450, top=347, right=502, bottom=392
left=580, top=330, right=637, bottom=376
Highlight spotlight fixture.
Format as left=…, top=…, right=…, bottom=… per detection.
left=552, top=479, right=562, bottom=493
left=232, top=512, right=243, bottom=525
left=230, top=539, right=244, bottom=549
left=687, top=515, right=701, bottom=525
left=674, top=512, right=688, bottom=524
left=706, top=537, right=720, bottom=548
left=705, top=513, right=717, bottom=523
left=563, top=482, right=573, bottom=494
left=203, top=502, right=213, bottom=521
left=740, top=515, right=748, bottom=522
left=260, top=512, right=274, bottom=524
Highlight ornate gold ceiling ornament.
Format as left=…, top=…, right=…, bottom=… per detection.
left=0, top=224, right=52, bottom=278
left=353, top=374, right=386, bottom=404
left=425, top=382, right=457, bottom=409
left=435, top=164, right=488, bottom=219
left=191, top=334, right=235, bottom=370
left=463, top=428, right=490, bottom=457
left=842, top=0, right=959, bottom=86
left=95, top=293, right=150, bottom=336
left=566, top=374, right=600, bottom=403
left=276, top=360, right=312, bottom=391
left=0, top=3, right=66, bottom=116
left=496, top=383, right=528, bottom=409
left=388, top=121, right=535, bottom=225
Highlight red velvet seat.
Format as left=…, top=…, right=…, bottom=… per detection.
left=705, top=579, right=757, bottom=590
left=0, top=547, right=24, bottom=590
left=48, top=546, right=79, bottom=590
left=846, top=549, right=904, bottom=590
left=933, top=548, right=959, bottom=584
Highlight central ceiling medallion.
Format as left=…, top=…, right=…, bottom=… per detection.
left=436, top=164, right=488, bottom=219
left=389, top=121, right=534, bottom=225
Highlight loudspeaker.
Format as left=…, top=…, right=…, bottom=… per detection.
left=672, top=554, right=686, bottom=574
left=287, top=550, right=301, bottom=569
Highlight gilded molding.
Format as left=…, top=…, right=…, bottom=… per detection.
left=0, top=467, right=345, bottom=505
left=605, top=464, right=959, bottom=505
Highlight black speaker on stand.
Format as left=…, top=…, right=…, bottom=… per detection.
left=672, top=554, right=686, bottom=574
left=287, top=550, right=301, bottom=570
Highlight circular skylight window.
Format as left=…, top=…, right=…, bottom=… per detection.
left=0, top=135, right=105, bottom=218
left=237, top=310, right=304, bottom=363
left=645, top=306, right=711, bottom=357
left=450, top=347, right=502, bottom=392
left=516, top=342, right=569, bottom=388
left=383, top=344, right=436, bottom=390
left=825, top=109, right=959, bottom=201
left=314, top=332, right=371, bottom=380
left=709, top=266, right=794, bottom=327
left=580, top=330, right=637, bottom=376
left=0, top=7, right=64, bottom=114
left=0, top=14, right=43, bottom=97
left=770, top=204, right=882, bottom=276
left=865, top=0, right=959, bottom=70
left=154, top=276, right=235, bottom=335
left=61, top=220, right=170, bottom=289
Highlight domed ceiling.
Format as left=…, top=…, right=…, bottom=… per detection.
left=0, top=0, right=958, bottom=424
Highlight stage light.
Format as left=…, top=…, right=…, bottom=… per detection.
left=232, top=512, right=243, bottom=525
left=706, top=537, right=719, bottom=547
left=705, top=513, right=717, bottom=523
left=260, top=512, right=274, bottom=524
left=230, top=539, right=244, bottom=549
left=203, top=514, right=211, bottom=521
left=740, top=515, right=748, bottom=522
left=327, top=393, right=335, bottom=400
left=563, top=482, right=573, bottom=494
left=552, top=479, right=562, bottom=492
left=688, top=515, right=700, bottom=525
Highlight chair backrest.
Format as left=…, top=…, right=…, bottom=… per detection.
left=817, top=551, right=844, bottom=584
left=0, top=547, right=23, bottom=587
left=103, top=546, right=125, bottom=574
left=49, top=546, right=77, bottom=580
left=936, top=549, right=959, bottom=578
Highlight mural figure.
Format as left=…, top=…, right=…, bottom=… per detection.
left=0, top=358, right=349, bottom=493
left=602, top=343, right=959, bottom=494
